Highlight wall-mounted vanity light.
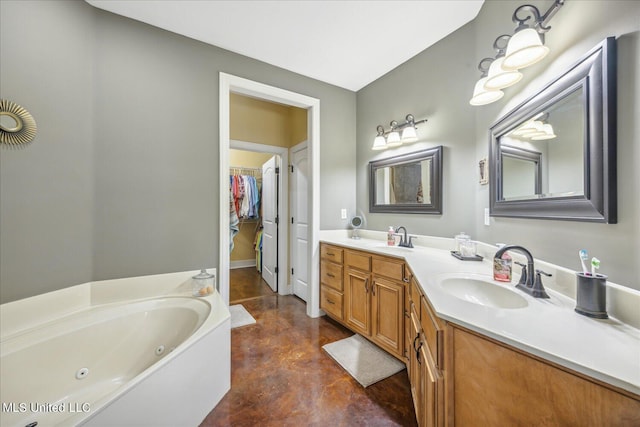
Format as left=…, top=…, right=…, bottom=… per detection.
left=511, top=112, right=556, bottom=140
left=470, top=0, right=565, bottom=106
left=469, top=57, right=506, bottom=106
left=372, top=114, right=427, bottom=151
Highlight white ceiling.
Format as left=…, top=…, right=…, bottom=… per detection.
left=86, top=0, right=484, bottom=92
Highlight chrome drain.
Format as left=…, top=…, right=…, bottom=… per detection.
left=155, top=345, right=165, bottom=356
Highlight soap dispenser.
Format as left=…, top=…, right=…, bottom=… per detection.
left=493, top=244, right=512, bottom=282
left=387, top=226, right=396, bottom=246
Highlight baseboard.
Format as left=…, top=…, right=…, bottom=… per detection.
left=230, top=259, right=257, bottom=269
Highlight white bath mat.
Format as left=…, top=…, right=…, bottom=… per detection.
left=322, top=334, right=405, bottom=387
left=229, top=304, right=256, bottom=329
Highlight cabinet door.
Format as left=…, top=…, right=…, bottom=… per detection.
left=409, top=306, right=422, bottom=425
left=404, top=282, right=411, bottom=362
left=420, top=344, right=444, bottom=427
left=344, top=268, right=370, bottom=335
left=371, top=276, right=404, bottom=358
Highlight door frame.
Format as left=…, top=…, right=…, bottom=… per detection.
left=219, top=72, right=321, bottom=318
left=230, top=140, right=288, bottom=294
left=290, top=140, right=308, bottom=301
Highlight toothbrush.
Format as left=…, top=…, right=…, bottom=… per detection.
left=591, top=257, right=600, bottom=276
left=579, top=249, right=589, bottom=274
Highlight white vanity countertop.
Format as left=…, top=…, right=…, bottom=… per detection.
left=319, top=231, right=640, bottom=396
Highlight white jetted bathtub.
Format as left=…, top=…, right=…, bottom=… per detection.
left=0, top=270, right=230, bottom=427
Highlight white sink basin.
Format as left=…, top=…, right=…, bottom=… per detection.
left=437, top=274, right=528, bottom=309
left=370, top=243, right=413, bottom=252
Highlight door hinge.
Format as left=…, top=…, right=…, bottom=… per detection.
left=291, top=217, right=294, bottom=224
left=291, top=268, right=294, bottom=275
left=275, top=167, right=280, bottom=174
left=289, top=165, right=294, bottom=173
left=275, top=216, right=279, bottom=225
left=275, top=267, right=279, bottom=274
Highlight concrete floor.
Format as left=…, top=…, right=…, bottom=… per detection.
left=201, top=269, right=417, bottom=426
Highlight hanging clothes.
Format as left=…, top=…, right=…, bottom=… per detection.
left=230, top=174, right=261, bottom=220
left=254, top=228, right=263, bottom=272
left=229, top=188, right=240, bottom=251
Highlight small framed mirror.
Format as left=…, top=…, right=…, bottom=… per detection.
left=489, top=37, right=616, bottom=223
left=369, top=146, right=443, bottom=214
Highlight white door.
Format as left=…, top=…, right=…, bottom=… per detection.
left=262, top=156, right=279, bottom=292
left=291, top=143, right=309, bottom=301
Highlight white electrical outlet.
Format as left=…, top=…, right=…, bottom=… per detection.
left=484, top=208, right=491, bottom=226
left=341, top=209, right=347, bottom=219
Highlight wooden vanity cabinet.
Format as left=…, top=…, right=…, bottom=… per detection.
left=320, top=243, right=406, bottom=360
left=449, top=325, right=640, bottom=426
left=320, top=242, right=640, bottom=426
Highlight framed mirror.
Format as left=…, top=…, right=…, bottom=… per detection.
left=489, top=37, right=616, bottom=223
left=369, top=146, right=443, bottom=214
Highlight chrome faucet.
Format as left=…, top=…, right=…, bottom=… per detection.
left=494, top=245, right=550, bottom=298
left=395, top=226, right=414, bottom=248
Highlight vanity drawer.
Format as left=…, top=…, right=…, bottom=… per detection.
left=421, top=296, right=444, bottom=369
left=321, top=244, right=344, bottom=263
left=321, top=261, right=343, bottom=291
left=372, top=256, right=405, bottom=281
left=345, top=250, right=371, bottom=272
left=321, top=285, right=343, bottom=320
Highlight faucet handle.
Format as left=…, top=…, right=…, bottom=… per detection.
left=515, top=261, right=527, bottom=286
left=532, top=269, right=551, bottom=299
left=406, top=235, right=415, bottom=248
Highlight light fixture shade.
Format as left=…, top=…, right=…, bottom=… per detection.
left=531, top=123, right=556, bottom=140
left=386, top=131, right=402, bottom=147
left=470, top=77, right=504, bottom=106
left=517, top=120, right=545, bottom=137
left=484, top=56, right=523, bottom=90
left=372, top=135, right=387, bottom=150
left=503, top=28, right=550, bottom=70
left=401, top=126, right=418, bottom=143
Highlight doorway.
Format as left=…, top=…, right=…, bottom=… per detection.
left=229, top=141, right=288, bottom=297
left=219, top=72, right=321, bottom=318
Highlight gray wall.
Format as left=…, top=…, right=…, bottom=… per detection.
left=0, top=0, right=356, bottom=303
left=356, top=0, right=640, bottom=290
left=356, top=21, right=478, bottom=238
left=0, top=1, right=95, bottom=302
left=473, top=0, right=640, bottom=290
